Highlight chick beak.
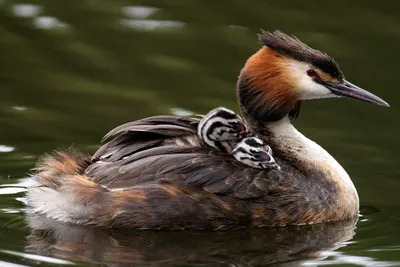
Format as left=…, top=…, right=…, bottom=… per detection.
left=237, top=122, right=248, bottom=137
left=271, top=163, right=281, bottom=171
left=320, top=79, right=389, bottom=107
left=261, top=162, right=281, bottom=171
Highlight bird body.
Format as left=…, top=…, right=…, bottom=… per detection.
left=26, top=30, right=389, bottom=229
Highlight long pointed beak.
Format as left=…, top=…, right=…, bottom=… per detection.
left=322, top=80, right=389, bottom=107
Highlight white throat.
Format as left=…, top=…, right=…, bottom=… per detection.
left=265, top=117, right=359, bottom=208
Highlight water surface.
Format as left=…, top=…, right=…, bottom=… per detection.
left=0, top=1, right=399, bottom=266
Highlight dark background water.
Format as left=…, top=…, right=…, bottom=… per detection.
left=0, top=0, right=399, bottom=266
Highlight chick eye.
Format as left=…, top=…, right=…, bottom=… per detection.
left=306, top=69, right=318, bottom=78
left=263, top=146, right=272, bottom=154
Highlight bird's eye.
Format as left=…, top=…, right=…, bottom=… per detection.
left=306, top=69, right=318, bottom=78
left=263, top=146, right=271, bottom=153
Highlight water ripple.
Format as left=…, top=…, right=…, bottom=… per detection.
left=122, top=6, right=158, bottom=19
left=170, top=107, right=194, bottom=116
left=307, top=250, right=400, bottom=266
left=12, top=4, right=41, bottom=17
left=120, top=19, right=184, bottom=30
left=0, top=250, right=74, bottom=265
left=0, top=260, right=30, bottom=267
left=0, top=145, right=14, bottom=153
left=33, top=16, right=69, bottom=29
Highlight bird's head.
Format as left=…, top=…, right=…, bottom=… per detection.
left=198, top=107, right=248, bottom=151
left=232, top=136, right=281, bottom=170
left=237, top=30, right=389, bottom=124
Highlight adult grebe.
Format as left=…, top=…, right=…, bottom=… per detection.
left=26, top=30, right=389, bottom=229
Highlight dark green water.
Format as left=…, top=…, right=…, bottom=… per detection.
left=0, top=1, right=399, bottom=266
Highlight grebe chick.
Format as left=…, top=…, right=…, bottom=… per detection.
left=198, top=107, right=280, bottom=170
left=197, top=107, right=247, bottom=153
left=232, top=137, right=281, bottom=171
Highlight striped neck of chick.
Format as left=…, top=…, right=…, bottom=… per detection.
left=232, top=137, right=281, bottom=170
left=198, top=107, right=247, bottom=153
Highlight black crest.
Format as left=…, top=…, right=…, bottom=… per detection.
left=258, top=30, right=343, bottom=79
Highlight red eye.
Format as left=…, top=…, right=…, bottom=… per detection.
left=306, top=69, right=318, bottom=77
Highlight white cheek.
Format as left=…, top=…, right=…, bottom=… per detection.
left=298, top=76, right=337, bottom=100
left=286, top=60, right=338, bottom=100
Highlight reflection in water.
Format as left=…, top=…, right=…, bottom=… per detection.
left=170, top=107, right=194, bottom=116
left=0, top=145, right=14, bottom=153
left=0, top=249, right=73, bottom=265
left=11, top=3, right=68, bottom=30
left=12, top=106, right=27, bottom=111
left=33, top=16, right=69, bottom=30
left=122, top=6, right=159, bottom=19
left=12, top=4, right=41, bottom=17
left=120, top=5, right=184, bottom=30
left=25, top=213, right=356, bottom=266
left=13, top=4, right=40, bottom=17
left=120, top=19, right=185, bottom=30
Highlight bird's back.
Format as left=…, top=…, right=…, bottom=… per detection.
left=27, top=115, right=350, bottom=229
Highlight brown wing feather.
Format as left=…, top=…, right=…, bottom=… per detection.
left=87, top=115, right=304, bottom=200
left=102, top=116, right=199, bottom=141
left=92, top=134, right=164, bottom=162
left=51, top=115, right=345, bottom=227
left=88, top=141, right=296, bottom=200
left=93, top=116, right=200, bottom=162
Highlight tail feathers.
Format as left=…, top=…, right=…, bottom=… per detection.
left=27, top=148, right=108, bottom=225
left=26, top=147, right=170, bottom=228
left=33, top=147, right=90, bottom=189
left=27, top=148, right=241, bottom=229
left=27, top=175, right=110, bottom=225
left=27, top=169, right=202, bottom=228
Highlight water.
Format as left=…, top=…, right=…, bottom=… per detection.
left=0, top=0, right=399, bottom=266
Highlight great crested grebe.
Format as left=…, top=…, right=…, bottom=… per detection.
left=26, top=30, right=389, bottom=230
left=197, top=107, right=280, bottom=170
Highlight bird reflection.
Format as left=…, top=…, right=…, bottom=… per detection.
left=25, top=213, right=357, bottom=266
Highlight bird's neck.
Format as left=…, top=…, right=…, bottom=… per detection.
left=261, top=117, right=342, bottom=166
left=254, top=116, right=359, bottom=215
left=236, top=47, right=358, bottom=218
left=236, top=47, right=300, bottom=123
